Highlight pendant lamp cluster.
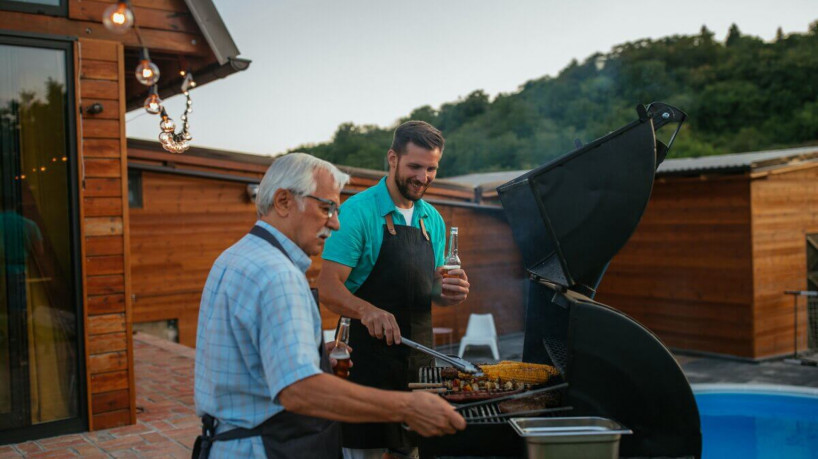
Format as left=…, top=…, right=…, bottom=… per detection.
left=102, top=0, right=195, bottom=154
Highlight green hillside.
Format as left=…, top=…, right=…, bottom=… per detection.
left=294, top=22, right=818, bottom=177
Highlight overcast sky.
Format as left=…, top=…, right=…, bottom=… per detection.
left=125, top=0, right=818, bottom=157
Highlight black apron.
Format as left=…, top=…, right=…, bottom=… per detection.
left=341, top=214, right=436, bottom=450
left=193, top=225, right=341, bottom=459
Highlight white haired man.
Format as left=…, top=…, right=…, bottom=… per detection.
left=193, top=153, right=464, bottom=458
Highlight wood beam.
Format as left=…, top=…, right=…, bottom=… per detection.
left=0, top=10, right=210, bottom=55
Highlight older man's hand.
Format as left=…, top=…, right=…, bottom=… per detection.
left=324, top=341, right=352, bottom=370
left=403, top=391, right=466, bottom=437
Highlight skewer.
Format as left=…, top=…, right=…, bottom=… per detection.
left=412, top=388, right=447, bottom=393
left=409, top=383, right=443, bottom=389
left=453, top=382, right=569, bottom=411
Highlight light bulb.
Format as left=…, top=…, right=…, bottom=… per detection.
left=135, top=59, right=160, bottom=86
left=160, top=117, right=176, bottom=133
left=102, top=2, right=134, bottom=33
left=144, top=92, right=162, bottom=114
left=158, top=132, right=173, bottom=145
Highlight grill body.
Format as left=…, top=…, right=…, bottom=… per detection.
left=418, top=103, right=700, bottom=458
left=525, top=282, right=701, bottom=457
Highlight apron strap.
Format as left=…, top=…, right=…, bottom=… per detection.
left=385, top=213, right=429, bottom=241
left=418, top=218, right=430, bottom=241
left=384, top=213, right=397, bottom=236
left=249, top=225, right=293, bottom=263
left=250, top=225, right=320, bottom=307
left=193, top=414, right=265, bottom=458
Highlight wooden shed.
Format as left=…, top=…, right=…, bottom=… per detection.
left=126, top=139, right=527, bottom=351
left=0, top=0, right=247, bottom=442
left=447, top=146, right=818, bottom=360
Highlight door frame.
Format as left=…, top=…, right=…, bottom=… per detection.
left=0, top=31, right=87, bottom=444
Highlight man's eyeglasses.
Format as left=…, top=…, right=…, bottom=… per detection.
left=302, top=194, right=339, bottom=218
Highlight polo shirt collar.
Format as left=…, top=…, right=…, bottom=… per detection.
left=254, top=220, right=312, bottom=273
left=374, top=177, right=430, bottom=221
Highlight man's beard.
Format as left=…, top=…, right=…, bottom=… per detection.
left=394, top=172, right=431, bottom=202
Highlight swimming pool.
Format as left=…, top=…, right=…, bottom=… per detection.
left=693, top=384, right=818, bottom=459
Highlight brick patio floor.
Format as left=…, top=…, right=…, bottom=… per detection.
left=6, top=330, right=817, bottom=456
left=3, top=333, right=199, bottom=458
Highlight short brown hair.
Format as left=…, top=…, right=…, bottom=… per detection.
left=391, top=120, right=445, bottom=155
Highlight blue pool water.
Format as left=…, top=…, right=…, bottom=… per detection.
left=695, top=388, right=818, bottom=459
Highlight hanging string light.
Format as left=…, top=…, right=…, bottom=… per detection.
left=135, top=48, right=160, bottom=86
left=100, top=2, right=197, bottom=154
left=158, top=72, right=196, bottom=154
left=102, top=1, right=134, bottom=33
left=144, top=85, right=162, bottom=114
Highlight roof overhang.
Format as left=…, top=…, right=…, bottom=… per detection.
left=125, top=0, right=251, bottom=110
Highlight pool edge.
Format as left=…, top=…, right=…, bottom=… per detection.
left=692, top=383, right=818, bottom=396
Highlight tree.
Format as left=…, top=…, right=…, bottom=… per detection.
left=290, top=22, right=818, bottom=174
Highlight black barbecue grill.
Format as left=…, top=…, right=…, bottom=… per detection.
left=419, top=102, right=701, bottom=458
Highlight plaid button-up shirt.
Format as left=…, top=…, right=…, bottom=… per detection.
left=194, top=221, right=323, bottom=457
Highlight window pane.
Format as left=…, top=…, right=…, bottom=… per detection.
left=0, top=43, right=78, bottom=427
left=2, top=0, right=61, bottom=6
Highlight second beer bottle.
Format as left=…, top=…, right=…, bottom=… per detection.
left=442, top=226, right=461, bottom=278
left=330, top=317, right=351, bottom=378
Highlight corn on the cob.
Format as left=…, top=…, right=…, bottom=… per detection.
left=478, top=361, right=559, bottom=385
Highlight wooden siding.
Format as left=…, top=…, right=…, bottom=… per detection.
left=77, top=38, right=136, bottom=430
left=129, top=172, right=261, bottom=346
left=750, top=164, right=818, bottom=358
left=595, top=176, right=756, bottom=358
left=128, top=161, right=524, bottom=347
left=0, top=3, right=209, bottom=56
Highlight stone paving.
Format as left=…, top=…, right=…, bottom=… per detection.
left=2, top=333, right=198, bottom=458
left=4, top=330, right=818, bottom=456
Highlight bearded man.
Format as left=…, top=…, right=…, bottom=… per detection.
left=317, top=121, right=470, bottom=459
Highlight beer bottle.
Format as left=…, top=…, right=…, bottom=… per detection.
left=330, top=317, right=351, bottom=378
left=443, top=226, right=460, bottom=278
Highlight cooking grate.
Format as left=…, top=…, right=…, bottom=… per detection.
left=418, top=366, right=571, bottom=424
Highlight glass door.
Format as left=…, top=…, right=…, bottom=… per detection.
left=0, top=36, right=82, bottom=439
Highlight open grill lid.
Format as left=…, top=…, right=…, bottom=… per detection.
left=499, top=102, right=701, bottom=457
left=497, top=103, right=685, bottom=294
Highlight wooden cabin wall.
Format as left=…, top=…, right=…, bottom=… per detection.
left=76, top=38, right=135, bottom=430
left=595, top=176, right=756, bottom=358
left=129, top=172, right=261, bottom=347
left=433, top=206, right=525, bottom=338
left=0, top=0, right=209, bottom=56
left=750, top=164, right=818, bottom=358
left=128, top=166, right=521, bottom=347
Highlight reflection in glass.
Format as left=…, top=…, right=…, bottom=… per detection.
left=0, top=43, right=78, bottom=429
left=1, top=0, right=61, bottom=6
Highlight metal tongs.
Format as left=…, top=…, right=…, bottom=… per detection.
left=400, top=337, right=484, bottom=376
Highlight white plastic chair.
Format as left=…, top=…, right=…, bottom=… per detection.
left=323, top=329, right=336, bottom=344
left=457, top=313, right=500, bottom=360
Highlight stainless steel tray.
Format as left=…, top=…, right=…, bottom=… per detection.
left=510, top=417, right=632, bottom=459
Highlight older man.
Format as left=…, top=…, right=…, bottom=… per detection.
left=194, top=153, right=464, bottom=458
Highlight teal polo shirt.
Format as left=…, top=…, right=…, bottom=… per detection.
left=322, top=177, right=446, bottom=293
